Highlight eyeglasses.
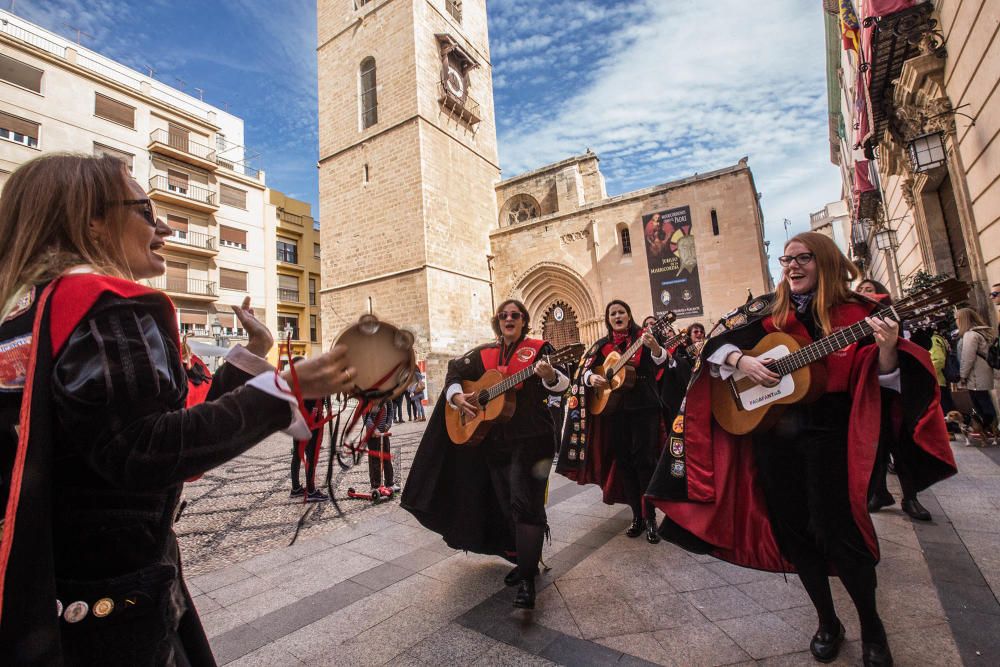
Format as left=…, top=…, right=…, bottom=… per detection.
left=778, top=252, right=815, bottom=267
left=497, top=311, right=522, bottom=321
left=115, top=198, right=157, bottom=227
left=992, top=291, right=1000, bottom=298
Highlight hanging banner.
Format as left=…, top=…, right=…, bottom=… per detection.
left=642, top=205, right=703, bottom=318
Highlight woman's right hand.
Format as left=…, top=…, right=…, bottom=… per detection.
left=280, top=344, right=357, bottom=398
left=452, top=392, right=479, bottom=418
left=589, top=374, right=609, bottom=389
left=727, top=351, right=780, bottom=386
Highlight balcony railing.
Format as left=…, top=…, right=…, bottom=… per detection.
left=279, top=210, right=308, bottom=226
left=278, top=288, right=301, bottom=303
left=439, top=83, right=481, bottom=126
left=216, top=157, right=261, bottom=180
left=149, top=128, right=216, bottom=162
left=149, top=175, right=216, bottom=207
left=168, top=229, right=217, bottom=252
left=146, top=276, right=217, bottom=297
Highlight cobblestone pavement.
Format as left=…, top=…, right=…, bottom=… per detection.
left=177, top=416, right=429, bottom=576
left=181, top=427, right=1000, bottom=666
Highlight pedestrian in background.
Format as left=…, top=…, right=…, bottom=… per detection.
left=956, top=307, right=998, bottom=440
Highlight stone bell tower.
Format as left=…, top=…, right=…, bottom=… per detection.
left=317, top=0, right=501, bottom=386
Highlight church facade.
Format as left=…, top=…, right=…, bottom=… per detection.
left=317, top=0, right=771, bottom=388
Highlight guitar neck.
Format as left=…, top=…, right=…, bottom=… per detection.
left=487, top=361, right=541, bottom=401
left=609, top=330, right=684, bottom=374
left=768, top=305, right=894, bottom=376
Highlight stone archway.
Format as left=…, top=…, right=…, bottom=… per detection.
left=541, top=301, right=580, bottom=349
left=507, top=262, right=602, bottom=344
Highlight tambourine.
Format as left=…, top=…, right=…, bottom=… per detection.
left=333, top=314, right=417, bottom=400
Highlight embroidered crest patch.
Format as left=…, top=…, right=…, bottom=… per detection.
left=0, top=334, right=32, bottom=392
left=672, top=415, right=684, bottom=434
left=670, top=437, right=685, bottom=458
left=726, top=313, right=748, bottom=329
left=670, top=460, right=685, bottom=477
left=516, top=347, right=536, bottom=362
left=567, top=396, right=578, bottom=409
left=2, top=286, right=34, bottom=324
left=568, top=449, right=577, bottom=461
left=746, top=298, right=768, bottom=313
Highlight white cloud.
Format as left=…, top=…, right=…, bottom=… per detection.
left=492, top=0, right=842, bottom=260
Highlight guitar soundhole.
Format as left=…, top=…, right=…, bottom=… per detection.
left=477, top=390, right=489, bottom=407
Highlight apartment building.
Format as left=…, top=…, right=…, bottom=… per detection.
left=265, top=189, right=323, bottom=366
left=0, top=10, right=274, bottom=354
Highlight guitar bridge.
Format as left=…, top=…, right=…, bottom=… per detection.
left=726, top=377, right=746, bottom=412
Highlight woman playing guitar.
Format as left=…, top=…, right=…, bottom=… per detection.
left=646, top=232, right=957, bottom=667
left=557, top=300, right=678, bottom=544
left=401, top=300, right=568, bottom=610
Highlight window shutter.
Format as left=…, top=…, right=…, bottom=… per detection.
left=0, top=111, right=39, bottom=139
left=219, top=268, right=248, bottom=291
left=215, top=312, right=235, bottom=328
left=167, top=214, right=189, bottom=233
left=220, top=184, right=247, bottom=208
left=179, top=310, right=207, bottom=326
left=219, top=225, right=247, bottom=245
left=167, top=169, right=188, bottom=189
left=167, top=123, right=189, bottom=152
left=93, top=142, right=134, bottom=173
left=94, top=93, right=135, bottom=128
left=0, top=54, right=43, bottom=92
left=279, top=274, right=299, bottom=290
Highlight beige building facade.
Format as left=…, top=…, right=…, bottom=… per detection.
left=266, top=189, right=324, bottom=366
left=809, top=200, right=852, bottom=257
left=0, top=10, right=275, bottom=356
left=826, top=0, right=999, bottom=317
left=317, top=0, right=771, bottom=391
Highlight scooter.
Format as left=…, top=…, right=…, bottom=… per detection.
left=346, top=485, right=394, bottom=504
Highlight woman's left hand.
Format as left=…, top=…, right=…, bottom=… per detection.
left=233, top=296, right=273, bottom=358
left=866, top=315, right=899, bottom=373
left=641, top=331, right=662, bottom=356
left=534, top=360, right=556, bottom=383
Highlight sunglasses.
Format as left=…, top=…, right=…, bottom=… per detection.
left=497, top=311, right=523, bottom=321
left=778, top=252, right=815, bottom=267
left=116, top=198, right=157, bottom=227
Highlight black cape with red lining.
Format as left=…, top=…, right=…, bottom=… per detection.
left=401, top=338, right=559, bottom=559
left=645, top=294, right=957, bottom=572
left=0, top=274, right=288, bottom=665
left=555, top=336, right=690, bottom=505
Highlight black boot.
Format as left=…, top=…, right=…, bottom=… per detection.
left=809, top=622, right=845, bottom=663
left=504, top=565, right=522, bottom=587
left=862, top=640, right=893, bottom=667
left=867, top=491, right=895, bottom=513
left=625, top=517, right=643, bottom=538
left=513, top=576, right=536, bottom=609
left=901, top=497, right=931, bottom=521
left=645, top=518, right=661, bottom=544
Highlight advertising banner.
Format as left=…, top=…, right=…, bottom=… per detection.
left=642, top=205, right=703, bottom=318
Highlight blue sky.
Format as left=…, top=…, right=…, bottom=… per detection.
left=16, top=0, right=840, bottom=253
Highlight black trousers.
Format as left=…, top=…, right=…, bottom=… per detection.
left=484, top=434, right=552, bottom=527
left=367, top=434, right=394, bottom=488
left=868, top=390, right=918, bottom=501
left=291, top=430, right=322, bottom=492
left=609, top=406, right=660, bottom=519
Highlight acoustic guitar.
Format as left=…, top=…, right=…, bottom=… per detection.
left=587, top=312, right=680, bottom=415
left=710, top=279, right=969, bottom=435
left=446, top=343, right=585, bottom=446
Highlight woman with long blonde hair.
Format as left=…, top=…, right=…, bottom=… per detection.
left=648, top=232, right=956, bottom=667
left=955, top=307, right=997, bottom=437
left=0, top=154, right=356, bottom=665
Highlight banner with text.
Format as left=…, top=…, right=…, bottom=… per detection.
left=642, top=205, right=703, bottom=318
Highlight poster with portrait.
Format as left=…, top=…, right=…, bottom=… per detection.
left=642, top=205, right=703, bottom=318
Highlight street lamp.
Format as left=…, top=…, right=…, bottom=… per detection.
left=210, top=316, right=230, bottom=369
left=907, top=132, right=947, bottom=172
left=874, top=226, right=903, bottom=297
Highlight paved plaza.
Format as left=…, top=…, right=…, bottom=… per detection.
left=178, top=421, right=1000, bottom=666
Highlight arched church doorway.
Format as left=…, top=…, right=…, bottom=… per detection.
left=541, top=301, right=581, bottom=349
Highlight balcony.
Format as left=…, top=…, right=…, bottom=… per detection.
left=439, top=83, right=481, bottom=126
left=216, top=157, right=262, bottom=180
left=165, top=229, right=218, bottom=257
left=278, top=210, right=308, bottom=227
left=148, top=129, right=218, bottom=171
left=278, top=288, right=302, bottom=304
left=148, top=175, right=219, bottom=213
left=146, top=276, right=217, bottom=302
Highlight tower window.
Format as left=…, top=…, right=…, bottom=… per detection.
left=360, top=57, right=378, bottom=129
left=620, top=227, right=632, bottom=255
left=446, top=0, right=462, bottom=22
left=363, top=163, right=370, bottom=183
left=711, top=209, right=719, bottom=236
